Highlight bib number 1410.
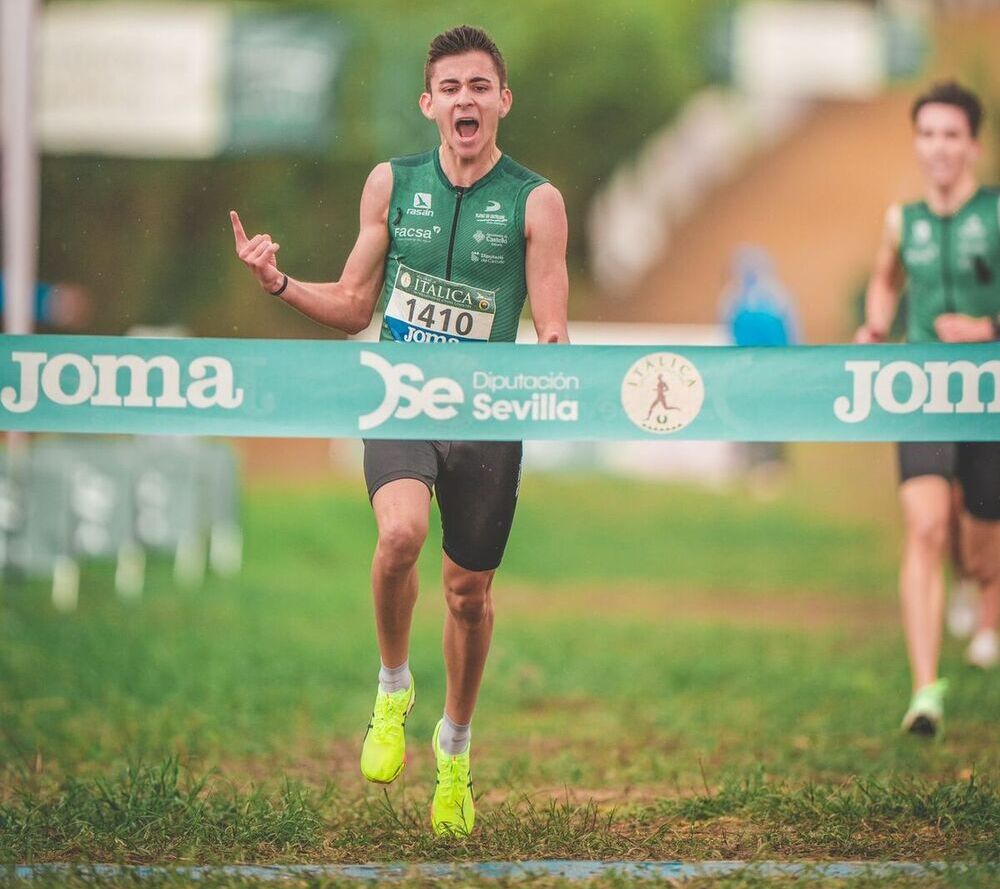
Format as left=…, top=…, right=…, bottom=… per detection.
left=404, top=298, right=474, bottom=337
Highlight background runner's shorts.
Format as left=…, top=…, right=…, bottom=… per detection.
left=363, top=439, right=523, bottom=572
left=898, top=441, right=1000, bottom=521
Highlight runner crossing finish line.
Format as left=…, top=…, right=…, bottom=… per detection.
left=0, top=335, right=996, bottom=441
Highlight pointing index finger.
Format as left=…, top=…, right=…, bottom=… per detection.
left=230, top=210, right=249, bottom=248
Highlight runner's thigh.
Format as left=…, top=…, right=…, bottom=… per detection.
left=897, top=442, right=957, bottom=485
left=435, top=441, right=523, bottom=573
left=956, top=441, right=1000, bottom=522
left=363, top=439, right=440, bottom=502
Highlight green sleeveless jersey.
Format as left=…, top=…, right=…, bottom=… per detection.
left=899, top=187, right=1000, bottom=343
left=378, top=148, right=547, bottom=343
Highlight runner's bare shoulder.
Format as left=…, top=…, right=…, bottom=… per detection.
left=360, top=163, right=394, bottom=221
left=884, top=203, right=903, bottom=251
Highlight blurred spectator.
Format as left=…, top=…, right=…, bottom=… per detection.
left=0, top=277, right=93, bottom=330
left=721, top=246, right=800, bottom=346
left=720, top=246, right=800, bottom=498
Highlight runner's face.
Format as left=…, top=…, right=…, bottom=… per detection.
left=420, top=51, right=511, bottom=160
left=913, top=103, right=979, bottom=189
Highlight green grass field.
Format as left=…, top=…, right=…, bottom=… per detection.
left=1, top=468, right=998, bottom=887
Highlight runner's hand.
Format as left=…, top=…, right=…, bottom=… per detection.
left=853, top=324, right=885, bottom=344
left=934, top=313, right=994, bottom=343
left=230, top=210, right=284, bottom=293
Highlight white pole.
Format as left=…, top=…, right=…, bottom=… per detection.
left=2, top=0, right=40, bottom=336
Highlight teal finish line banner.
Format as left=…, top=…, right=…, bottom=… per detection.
left=0, top=336, right=997, bottom=441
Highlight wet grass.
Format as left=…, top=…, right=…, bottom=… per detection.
left=1, top=473, right=996, bottom=878
left=1, top=759, right=997, bottom=864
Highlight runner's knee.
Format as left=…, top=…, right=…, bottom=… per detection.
left=444, top=572, right=492, bottom=626
left=961, top=525, right=1000, bottom=584
left=963, top=551, right=1000, bottom=585
left=375, top=519, right=427, bottom=572
left=903, top=513, right=949, bottom=554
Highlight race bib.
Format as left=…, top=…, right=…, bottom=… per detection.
left=384, top=265, right=496, bottom=343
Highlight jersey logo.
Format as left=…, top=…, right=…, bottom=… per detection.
left=407, top=193, right=434, bottom=218
left=471, top=250, right=505, bottom=265
left=473, top=230, right=507, bottom=247
left=960, top=215, right=985, bottom=238
left=484, top=200, right=502, bottom=212
left=913, top=219, right=932, bottom=244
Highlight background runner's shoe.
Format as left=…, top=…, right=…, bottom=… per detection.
left=431, top=718, right=475, bottom=837
left=966, top=628, right=999, bottom=670
left=360, top=681, right=415, bottom=784
left=946, top=579, right=978, bottom=639
left=900, top=679, right=947, bottom=737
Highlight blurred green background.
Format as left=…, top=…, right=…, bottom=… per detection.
left=35, top=0, right=714, bottom=336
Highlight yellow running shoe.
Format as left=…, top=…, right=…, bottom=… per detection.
left=430, top=718, right=475, bottom=836
left=360, top=680, right=415, bottom=784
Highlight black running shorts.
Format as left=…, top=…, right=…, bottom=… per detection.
left=363, top=439, right=523, bottom=572
left=898, top=441, right=1000, bottom=521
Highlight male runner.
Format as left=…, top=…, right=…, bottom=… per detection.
left=231, top=25, right=568, bottom=833
left=855, top=81, right=1000, bottom=736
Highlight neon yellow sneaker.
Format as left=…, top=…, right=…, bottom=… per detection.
left=360, top=680, right=415, bottom=784
left=430, top=718, right=475, bottom=837
left=901, top=679, right=947, bottom=737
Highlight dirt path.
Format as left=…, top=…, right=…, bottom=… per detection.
left=499, top=582, right=897, bottom=634
left=613, top=93, right=920, bottom=344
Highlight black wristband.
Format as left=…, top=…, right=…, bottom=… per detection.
left=993, top=314, right=1000, bottom=340
left=269, top=274, right=289, bottom=297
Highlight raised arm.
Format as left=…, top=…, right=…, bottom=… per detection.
left=231, top=163, right=392, bottom=334
left=856, top=204, right=904, bottom=343
left=524, top=183, right=569, bottom=344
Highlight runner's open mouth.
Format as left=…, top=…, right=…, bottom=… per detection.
left=456, top=118, right=480, bottom=139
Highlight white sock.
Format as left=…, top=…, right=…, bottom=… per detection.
left=438, top=712, right=471, bottom=755
left=378, top=659, right=411, bottom=694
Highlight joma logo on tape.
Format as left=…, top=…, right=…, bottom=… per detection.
left=1, top=352, right=244, bottom=413
left=835, top=359, right=1000, bottom=423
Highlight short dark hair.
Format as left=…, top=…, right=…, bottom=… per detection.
left=911, top=80, right=983, bottom=137
left=424, top=25, right=507, bottom=93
